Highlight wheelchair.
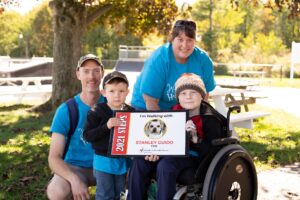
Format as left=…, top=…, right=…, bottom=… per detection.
left=171, top=106, right=258, bottom=200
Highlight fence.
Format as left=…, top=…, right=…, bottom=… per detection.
left=214, top=63, right=284, bottom=78
left=118, top=45, right=157, bottom=60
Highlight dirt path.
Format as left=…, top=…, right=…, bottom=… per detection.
left=257, top=162, right=300, bottom=200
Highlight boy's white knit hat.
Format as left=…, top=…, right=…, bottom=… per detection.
left=175, top=73, right=206, bottom=99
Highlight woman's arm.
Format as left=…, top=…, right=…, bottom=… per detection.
left=143, top=94, right=160, bottom=110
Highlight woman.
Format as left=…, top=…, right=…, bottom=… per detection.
left=131, top=19, right=216, bottom=111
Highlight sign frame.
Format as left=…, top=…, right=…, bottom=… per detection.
left=108, top=110, right=189, bottom=157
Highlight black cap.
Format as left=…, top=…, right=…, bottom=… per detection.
left=102, top=71, right=129, bottom=89
left=77, top=54, right=104, bottom=71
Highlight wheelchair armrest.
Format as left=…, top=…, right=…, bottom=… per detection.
left=211, top=137, right=240, bottom=146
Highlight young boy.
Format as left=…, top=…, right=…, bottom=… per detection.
left=83, top=71, right=134, bottom=200
left=173, top=73, right=227, bottom=159
left=127, top=73, right=226, bottom=200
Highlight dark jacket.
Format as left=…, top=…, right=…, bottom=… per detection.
left=83, top=102, right=135, bottom=156
left=172, top=101, right=227, bottom=160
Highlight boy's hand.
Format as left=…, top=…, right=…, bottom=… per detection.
left=145, top=155, right=160, bottom=162
left=186, top=120, right=198, bottom=144
left=107, top=117, right=121, bottom=129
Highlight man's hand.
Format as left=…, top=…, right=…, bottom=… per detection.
left=70, top=175, right=90, bottom=200
left=107, top=117, right=121, bottom=129
left=145, top=155, right=160, bottom=162
left=186, top=120, right=198, bottom=144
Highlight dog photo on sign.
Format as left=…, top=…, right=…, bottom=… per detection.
left=144, top=118, right=167, bottom=139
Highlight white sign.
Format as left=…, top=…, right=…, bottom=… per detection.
left=109, top=111, right=188, bottom=156
left=292, top=42, right=300, bottom=63
left=291, top=42, right=300, bottom=79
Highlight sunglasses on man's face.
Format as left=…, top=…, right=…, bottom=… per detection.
left=174, top=20, right=196, bottom=30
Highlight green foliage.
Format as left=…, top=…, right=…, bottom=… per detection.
left=83, top=23, right=142, bottom=60
left=30, top=2, right=53, bottom=57
left=192, top=0, right=245, bottom=57
left=100, top=0, right=178, bottom=36
left=256, top=31, right=286, bottom=55
left=214, top=63, right=229, bottom=75
left=0, top=0, right=177, bottom=60
left=0, top=1, right=53, bottom=58
left=0, top=11, right=24, bottom=55
left=189, top=0, right=297, bottom=73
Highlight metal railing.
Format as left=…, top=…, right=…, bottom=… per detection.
left=118, top=45, right=157, bottom=60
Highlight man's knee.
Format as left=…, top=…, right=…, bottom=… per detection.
left=47, top=175, right=71, bottom=200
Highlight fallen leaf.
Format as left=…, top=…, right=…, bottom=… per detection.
left=20, top=176, right=35, bottom=182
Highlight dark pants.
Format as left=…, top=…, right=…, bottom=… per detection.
left=127, top=156, right=199, bottom=200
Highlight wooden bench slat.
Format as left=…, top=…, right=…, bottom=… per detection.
left=230, top=111, right=269, bottom=123
left=230, top=111, right=270, bottom=129
left=225, top=97, right=256, bottom=107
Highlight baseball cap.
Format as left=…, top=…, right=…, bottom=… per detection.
left=102, top=71, right=129, bottom=88
left=77, top=54, right=104, bottom=71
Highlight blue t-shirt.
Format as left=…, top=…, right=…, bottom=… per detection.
left=131, top=43, right=216, bottom=110
left=93, top=155, right=130, bottom=175
left=50, top=94, right=104, bottom=168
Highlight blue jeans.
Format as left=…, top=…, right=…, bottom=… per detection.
left=94, top=170, right=126, bottom=200
left=127, top=157, right=199, bottom=200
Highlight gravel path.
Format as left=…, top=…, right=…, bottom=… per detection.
left=257, top=163, right=300, bottom=199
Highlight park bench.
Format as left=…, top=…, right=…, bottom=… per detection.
left=230, top=111, right=269, bottom=129
left=210, top=87, right=270, bottom=133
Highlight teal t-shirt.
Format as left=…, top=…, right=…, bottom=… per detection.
left=50, top=94, right=104, bottom=168
left=93, top=155, right=130, bottom=175
left=131, top=43, right=216, bottom=110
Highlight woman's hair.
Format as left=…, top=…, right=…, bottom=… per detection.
left=169, top=20, right=196, bottom=42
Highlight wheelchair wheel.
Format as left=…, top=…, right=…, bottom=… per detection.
left=202, top=144, right=257, bottom=200
left=173, top=184, right=202, bottom=200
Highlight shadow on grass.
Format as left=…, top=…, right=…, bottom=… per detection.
left=0, top=108, right=53, bottom=199
left=241, top=130, right=300, bottom=166
left=0, top=104, right=32, bottom=112
left=0, top=110, right=53, bottom=143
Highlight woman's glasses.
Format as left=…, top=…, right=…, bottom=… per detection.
left=174, top=20, right=196, bottom=30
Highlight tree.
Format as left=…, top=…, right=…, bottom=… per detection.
left=0, top=0, right=178, bottom=110
left=0, top=11, right=24, bottom=56
left=30, top=2, right=53, bottom=57
left=83, top=23, right=143, bottom=60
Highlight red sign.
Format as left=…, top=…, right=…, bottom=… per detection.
left=111, top=112, right=131, bottom=155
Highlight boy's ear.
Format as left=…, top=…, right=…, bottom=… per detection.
left=125, top=89, right=130, bottom=96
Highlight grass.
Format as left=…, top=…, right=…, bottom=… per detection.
left=0, top=105, right=53, bottom=200
left=215, top=76, right=300, bottom=88
left=237, top=104, right=300, bottom=172
left=0, top=102, right=299, bottom=199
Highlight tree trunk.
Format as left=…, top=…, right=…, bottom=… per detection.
left=50, top=1, right=86, bottom=109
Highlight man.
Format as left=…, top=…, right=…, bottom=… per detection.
left=47, top=54, right=105, bottom=200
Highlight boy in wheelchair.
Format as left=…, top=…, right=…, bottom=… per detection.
left=127, top=73, right=228, bottom=200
